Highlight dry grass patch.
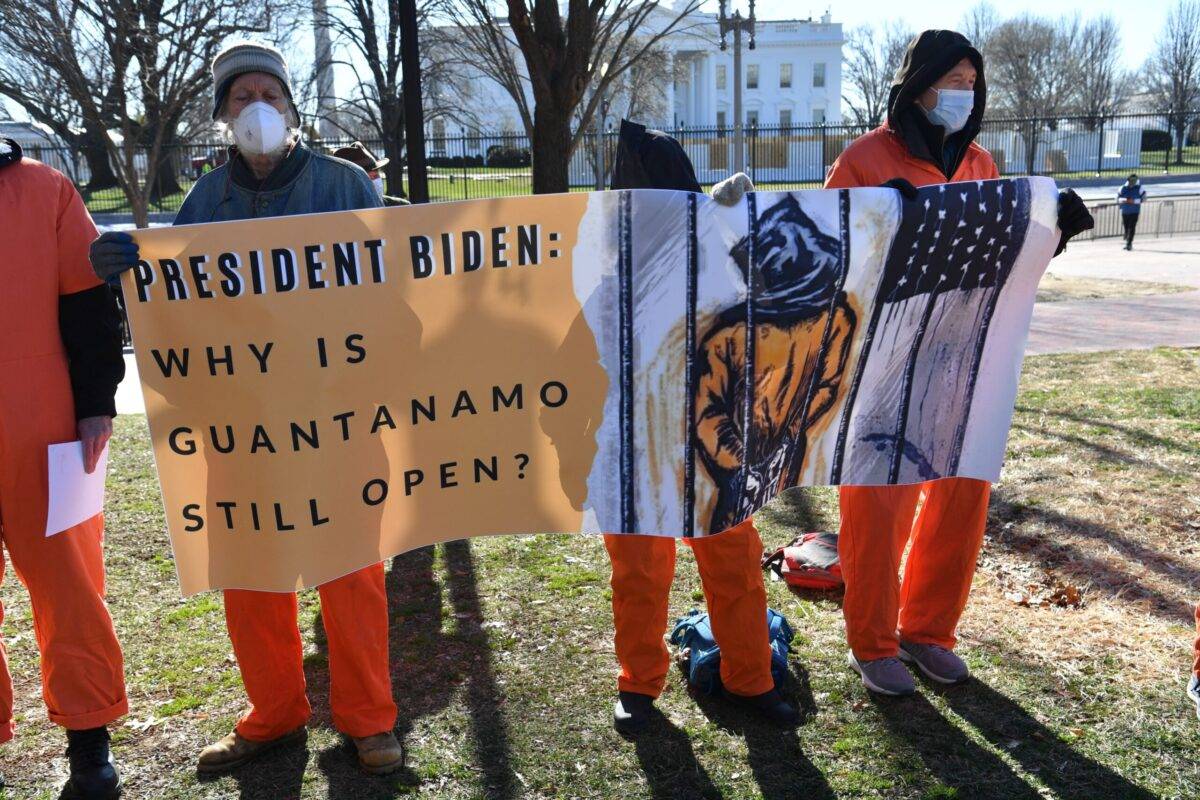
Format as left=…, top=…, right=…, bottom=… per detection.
left=1035, top=274, right=1194, bottom=303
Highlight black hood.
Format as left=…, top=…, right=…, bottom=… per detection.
left=0, top=138, right=21, bottom=171
left=887, top=30, right=986, bottom=179
left=610, top=119, right=701, bottom=193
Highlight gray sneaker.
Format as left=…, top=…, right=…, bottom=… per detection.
left=899, top=641, right=970, bottom=684
left=847, top=651, right=916, bottom=696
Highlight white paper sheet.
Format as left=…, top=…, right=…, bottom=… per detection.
left=45, top=441, right=108, bottom=537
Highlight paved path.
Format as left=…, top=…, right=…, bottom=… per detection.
left=1027, top=234, right=1200, bottom=355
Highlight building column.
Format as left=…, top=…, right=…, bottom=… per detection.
left=667, top=52, right=677, bottom=128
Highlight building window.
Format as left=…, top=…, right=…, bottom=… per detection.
left=813, top=62, right=826, bottom=89
left=780, top=63, right=792, bottom=89
left=747, top=109, right=759, bottom=129
left=779, top=108, right=792, bottom=133
left=812, top=108, right=826, bottom=125
left=746, top=64, right=759, bottom=89
left=716, top=64, right=727, bottom=91
left=716, top=110, right=727, bottom=136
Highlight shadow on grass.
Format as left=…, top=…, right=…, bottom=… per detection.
left=686, top=664, right=835, bottom=799
left=871, top=689, right=1043, bottom=800
left=943, top=680, right=1156, bottom=800
left=629, top=709, right=725, bottom=800
left=294, top=541, right=516, bottom=799
left=989, top=492, right=1197, bottom=624
left=203, top=734, right=312, bottom=800
left=1012, top=405, right=1200, bottom=459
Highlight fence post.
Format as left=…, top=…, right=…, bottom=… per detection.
left=1095, top=115, right=1104, bottom=177
left=820, top=124, right=828, bottom=185
left=461, top=135, right=469, bottom=201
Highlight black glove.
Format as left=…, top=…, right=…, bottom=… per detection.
left=880, top=177, right=919, bottom=201
left=89, top=231, right=141, bottom=281
left=1055, top=189, right=1094, bottom=256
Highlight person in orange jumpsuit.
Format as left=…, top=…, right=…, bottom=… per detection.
left=0, top=138, right=127, bottom=798
left=89, top=42, right=402, bottom=775
left=824, top=30, right=1092, bottom=696
left=604, top=121, right=797, bottom=735
left=1189, top=607, right=1200, bottom=719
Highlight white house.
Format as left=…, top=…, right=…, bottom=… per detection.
left=429, top=9, right=844, bottom=138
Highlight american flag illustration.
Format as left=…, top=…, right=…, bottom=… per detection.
left=832, top=179, right=1032, bottom=485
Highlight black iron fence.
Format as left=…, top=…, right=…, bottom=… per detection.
left=15, top=111, right=1200, bottom=214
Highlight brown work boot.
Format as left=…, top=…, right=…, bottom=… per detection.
left=196, top=727, right=306, bottom=775
left=352, top=731, right=404, bottom=774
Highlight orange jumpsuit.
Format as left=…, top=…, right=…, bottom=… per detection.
left=1193, top=605, right=1200, bottom=678
left=825, top=125, right=999, bottom=660
left=604, top=519, right=774, bottom=698
left=225, top=563, right=395, bottom=740
left=0, top=156, right=128, bottom=740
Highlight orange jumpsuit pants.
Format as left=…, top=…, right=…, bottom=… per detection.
left=224, top=562, right=396, bottom=741
left=0, top=156, right=128, bottom=742
left=604, top=519, right=773, bottom=698
left=825, top=125, right=1002, bottom=662
left=838, top=480, right=990, bottom=660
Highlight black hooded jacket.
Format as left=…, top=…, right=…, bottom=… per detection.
left=610, top=119, right=701, bottom=192
left=887, top=30, right=986, bottom=180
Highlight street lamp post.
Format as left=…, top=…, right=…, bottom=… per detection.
left=594, top=62, right=610, bottom=191
left=718, top=0, right=755, bottom=174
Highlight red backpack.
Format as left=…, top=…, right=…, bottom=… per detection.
left=762, top=531, right=843, bottom=591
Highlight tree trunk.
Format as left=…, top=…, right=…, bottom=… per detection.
left=81, top=125, right=120, bottom=191
left=531, top=104, right=573, bottom=194
left=381, top=102, right=407, bottom=197
left=149, top=143, right=184, bottom=201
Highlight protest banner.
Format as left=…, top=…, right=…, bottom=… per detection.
left=125, top=181, right=1059, bottom=594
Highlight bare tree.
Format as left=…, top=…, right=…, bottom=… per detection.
left=0, top=0, right=272, bottom=226
left=986, top=14, right=1081, bottom=173
left=841, top=21, right=912, bottom=128
left=1074, top=16, right=1132, bottom=129
left=960, top=2, right=999, bottom=54
left=0, top=19, right=124, bottom=189
left=313, top=0, right=475, bottom=195
left=441, top=0, right=703, bottom=193
left=574, top=42, right=669, bottom=188
left=1146, top=0, right=1200, bottom=164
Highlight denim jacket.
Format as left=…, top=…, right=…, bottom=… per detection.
left=173, top=142, right=382, bottom=225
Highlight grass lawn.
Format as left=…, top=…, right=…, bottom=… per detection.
left=0, top=348, right=1197, bottom=798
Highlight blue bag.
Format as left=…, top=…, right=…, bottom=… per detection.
left=668, top=608, right=794, bottom=696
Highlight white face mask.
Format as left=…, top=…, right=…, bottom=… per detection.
left=372, top=176, right=385, bottom=197
left=925, top=88, right=974, bottom=135
left=232, top=101, right=289, bottom=155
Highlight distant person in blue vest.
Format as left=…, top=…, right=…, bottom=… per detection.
left=1118, top=174, right=1146, bottom=251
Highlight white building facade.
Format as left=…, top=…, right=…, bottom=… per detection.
left=431, top=10, right=844, bottom=138
left=667, top=13, right=843, bottom=132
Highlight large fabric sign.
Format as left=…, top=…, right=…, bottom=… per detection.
left=125, top=180, right=1059, bottom=594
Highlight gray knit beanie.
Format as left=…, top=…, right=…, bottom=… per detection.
left=211, top=41, right=295, bottom=120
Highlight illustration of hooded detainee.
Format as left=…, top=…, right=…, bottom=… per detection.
left=695, top=194, right=857, bottom=532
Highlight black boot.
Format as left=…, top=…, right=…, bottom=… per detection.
left=613, top=691, right=655, bottom=736
left=724, top=687, right=800, bottom=727
left=65, top=727, right=121, bottom=799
